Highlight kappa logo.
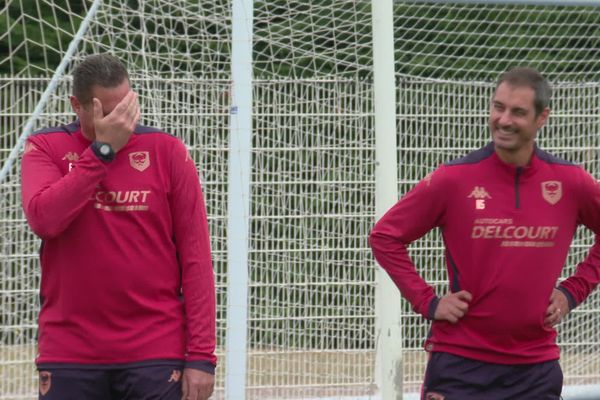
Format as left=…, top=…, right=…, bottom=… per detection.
left=62, top=152, right=80, bottom=171
left=468, top=186, right=492, bottom=199
left=129, top=151, right=150, bottom=172
left=468, top=186, right=491, bottom=210
left=24, top=141, right=38, bottom=154
left=423, top=172, right=434, bottom=186
left=542, top=181, right=562, bottom=205
left=39, top=371, right=52, bottom=396
left=61, top=152, right=79, bottom=161
left=168, top=369, right=182, bottom=383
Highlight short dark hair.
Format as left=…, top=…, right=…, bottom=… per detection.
left=495, top=67, right=551, bottom=115
left=72, top=54, right=129, bottom=105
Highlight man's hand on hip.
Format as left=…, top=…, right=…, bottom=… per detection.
left=544, top=288, right=569, bottom=327
left=181, top=368, right=214, bottom=400
left=434, top=290, right=472, bottom=324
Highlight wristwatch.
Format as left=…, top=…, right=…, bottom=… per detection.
left=91, top=141, right=115, bottom=162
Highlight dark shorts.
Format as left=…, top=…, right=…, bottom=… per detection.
left=37, top=365, right=183, bottom=400
left=422, top=352, right=563, bottom=400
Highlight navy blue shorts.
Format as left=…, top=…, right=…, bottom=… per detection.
left=37, top=365, right=184, bottom=400
left=422, top=352, right=563, bottom=400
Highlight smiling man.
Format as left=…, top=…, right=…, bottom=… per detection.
left=21, top=54, right=216, bottom=400
left=370, top=67, right=600, bottom=399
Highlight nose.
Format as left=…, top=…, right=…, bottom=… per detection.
left=496, top=110, right=512, bottom=127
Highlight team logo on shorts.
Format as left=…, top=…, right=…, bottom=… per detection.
left=129, top=151, right=150, bottom=172
left=542, top=181, right=562, bottom=205
left=39, top=371, right=52, bottom=396
left=425, top=392, right=445, bottom=400
left=168, top=369, right=182, bottom=383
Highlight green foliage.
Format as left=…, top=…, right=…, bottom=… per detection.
left=253, top=0, right=372, bottom=78
left=4, top=1, right=600, bottom=81
left=0, top=0, right=87, bottom=76
left=394, top=4, right=600, bottom=81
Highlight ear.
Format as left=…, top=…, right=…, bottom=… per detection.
left=70, top=95, right=82, bottom=117
left=536, top=107, right=550, bottom=129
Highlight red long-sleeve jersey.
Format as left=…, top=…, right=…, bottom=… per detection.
left=370, top=143, right=600, bottom=364
left=21, top=121, right=216, bottom=372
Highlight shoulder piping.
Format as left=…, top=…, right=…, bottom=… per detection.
left=30, top=121, right=79, bottom=136
left=134, top=124, right=174, bottom=136
left=444, top=142, right=495, bottom=166
left=534, top=147, right=575, bottom=166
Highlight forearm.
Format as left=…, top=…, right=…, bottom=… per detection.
left=370, top=231, right=438, bottom=318
left=369, top=167, right=447, bottom=318
left=182, top=256, right=217, bottom=366
left=171, top=139, right=217, bottom=367
left=180, top=217, right=216, bottom=366
left=183, top=309, right=217, bottom=374
left=22, top=147, right=107, bottom=239
left=558, top=235, right=600, bottom=308
left=561, top=171, right=600, bottom=308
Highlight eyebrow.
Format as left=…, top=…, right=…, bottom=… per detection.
left=492, top=100, right=528, bottom=114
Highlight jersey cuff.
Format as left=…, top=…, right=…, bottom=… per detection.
left=185, top=360, right=216, bottom=375
left=556, top=286, right=577, bottom=311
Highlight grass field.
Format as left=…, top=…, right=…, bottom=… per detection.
left=1, top=345, right=598, bottom=399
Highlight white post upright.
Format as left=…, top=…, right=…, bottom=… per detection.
left=372, top=0, right=402, bottom=398
left=225, top=0, right=254, bottom=399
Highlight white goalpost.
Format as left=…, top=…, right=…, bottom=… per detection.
left=2, top=1, right=600, bottom=399
left=225, top=0, right=253, bottom=397
left=372, top=1, right=402, bottom=399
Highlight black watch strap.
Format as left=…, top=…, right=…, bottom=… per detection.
left=91, top=141, right=115, bottom=162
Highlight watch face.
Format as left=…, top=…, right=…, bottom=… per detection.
left=100, top=144, right=110, bottom=155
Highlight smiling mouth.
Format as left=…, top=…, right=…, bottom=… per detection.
left=494, top=127, right=516, bottom=137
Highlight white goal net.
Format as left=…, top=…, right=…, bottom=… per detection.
left=1, top=0, right=600, bottom=399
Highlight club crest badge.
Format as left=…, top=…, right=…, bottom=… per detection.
left=39, top=371, right=52, bottom=396
left=542, top=181, right=562, bottom=205
left=129, top=151, right=150, bottom=172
